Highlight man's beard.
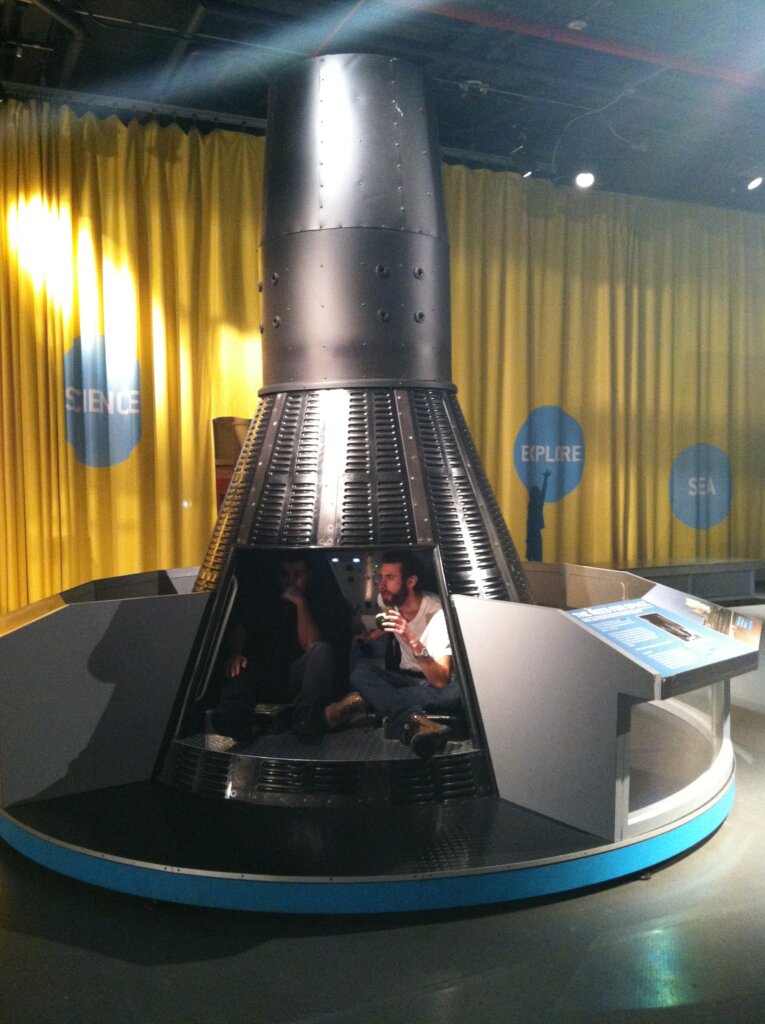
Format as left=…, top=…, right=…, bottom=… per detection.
left=381, top=583, right=408, bottom=608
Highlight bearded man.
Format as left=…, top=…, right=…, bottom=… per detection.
left=323, top=551, right=461, bottom=758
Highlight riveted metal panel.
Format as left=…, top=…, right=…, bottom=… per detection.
left=261, top=229, right=451, bottom=389
left=263, top=54, right=447, bottom=241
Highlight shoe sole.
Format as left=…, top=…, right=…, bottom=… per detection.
left=410, top=728, right=450, bottom=759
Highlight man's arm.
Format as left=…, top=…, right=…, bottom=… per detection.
left=226, top=621, right=248, bottom=677
left=282, top=587, right=322, bottom=650
left=381, top=608, right=452, bottom=688
left=410, top=647, right=452, bottom=689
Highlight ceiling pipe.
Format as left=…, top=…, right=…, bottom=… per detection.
left=156, top=1, right=207, bottom=97
left=191, top=0, right=284, bottom=30
left=310, top=0, right=368, bottom=57
left=399, top=1, right=765, bottom=90
left=29, top=0, right=85, bottom=87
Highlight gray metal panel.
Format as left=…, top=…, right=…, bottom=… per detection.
left=61, top=567, right=198, bottom=602
left=263, top=54, right=447, bottom=240
left=625, top=560, right=764, bottom=603
left=452, top=595, right=652, bottom=840
left=260, top=229, right=451, bottom=387
left=523, top=562, right=654, bottom=609
left=260, top=53, right=452, bottom=392
left=691, top=571, right=751, bottom=599
left=230, top=387, right=528, bottom=601
left=394, top=389, right=434, bottom=545
left=0, top=593, right=209, bottom=806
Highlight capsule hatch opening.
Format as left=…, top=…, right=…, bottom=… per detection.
left=178, top=545, right=476, bottom=755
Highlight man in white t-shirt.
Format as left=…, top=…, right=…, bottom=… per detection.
left=323, top=552, right=461, bottom=758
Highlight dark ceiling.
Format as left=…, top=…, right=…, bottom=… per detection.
left=3, top=0, right=765, bottom=211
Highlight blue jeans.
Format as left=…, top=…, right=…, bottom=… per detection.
left=351, top=662, right=462, bottom=724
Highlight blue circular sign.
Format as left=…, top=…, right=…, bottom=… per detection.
left=513, top=406, right=585, bottom=501
left=63, top=336, right=142, bottom=468
left=670, top=444, right=732, bottom=529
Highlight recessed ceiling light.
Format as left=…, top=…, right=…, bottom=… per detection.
left=575, top=171, right=595, bottom=188
left=568, top=20, right=588, bottom=31
left=747, top=176, right=762, bottom=190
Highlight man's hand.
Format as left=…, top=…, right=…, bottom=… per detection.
left=282, top=585, right=320, bottom=650
left=380, top=608, right=417, bottom=649
left=281, top=585, right=307, bottom=607
left=382, top=609, right=450, bottom=686
left=226, top=654, right=248, bottom=678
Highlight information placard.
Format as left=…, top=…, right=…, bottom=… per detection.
left=568, top=598, right=755, bottom=678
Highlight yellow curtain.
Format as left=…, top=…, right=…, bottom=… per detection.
left=0, top=102, right=264, bottom=614
left=1, top=102, right=764, bottom=615
left=445, top=164, right=765, bottom=569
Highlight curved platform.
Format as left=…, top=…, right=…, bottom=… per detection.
left=0, top=568, right=757, bottom=915
left=0, top=776, right=733, bottom=914
left=163, top=723, right=488, bottom=808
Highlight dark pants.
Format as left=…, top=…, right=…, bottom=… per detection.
left=288, top=641, right=338, bottom=722
left=211, top=641, right=338, bottom=736
left=350, top=662, right=462, bottom=737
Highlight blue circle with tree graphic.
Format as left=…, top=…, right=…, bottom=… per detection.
left=513, top=406, right=585, bottom=502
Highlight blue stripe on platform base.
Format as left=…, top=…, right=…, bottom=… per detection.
left=0, top=784, right=734, bottom=914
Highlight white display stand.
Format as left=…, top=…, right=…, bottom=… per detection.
left=453, top=564, right=760, bottom=842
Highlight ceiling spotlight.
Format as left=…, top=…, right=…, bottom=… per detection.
left=747, top=176, right=763, bottom=191
left=523, top=170, right=533, bottom=178
left=575, top=171, right=595, bottom=189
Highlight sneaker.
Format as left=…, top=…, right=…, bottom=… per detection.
left=323, top=692, right=369, bottom=731
left=205, top=709, right=254, bottom=745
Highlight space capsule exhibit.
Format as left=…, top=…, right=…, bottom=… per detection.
left=0, top=54, right=760, bottom=914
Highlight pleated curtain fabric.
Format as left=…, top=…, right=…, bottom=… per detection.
left=0, top=102, right=264, bottom=614
left=445, top=163, right=765, bottom=571
left=0, top=100, right=763, bottom=615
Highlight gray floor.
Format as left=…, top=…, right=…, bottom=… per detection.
left=2, top=610, right=764, bottom=1024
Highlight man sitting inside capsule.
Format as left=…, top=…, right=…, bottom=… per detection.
left=208, top=553, right=350, bottom=743
left=323, top=551, right=460, bottom=758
